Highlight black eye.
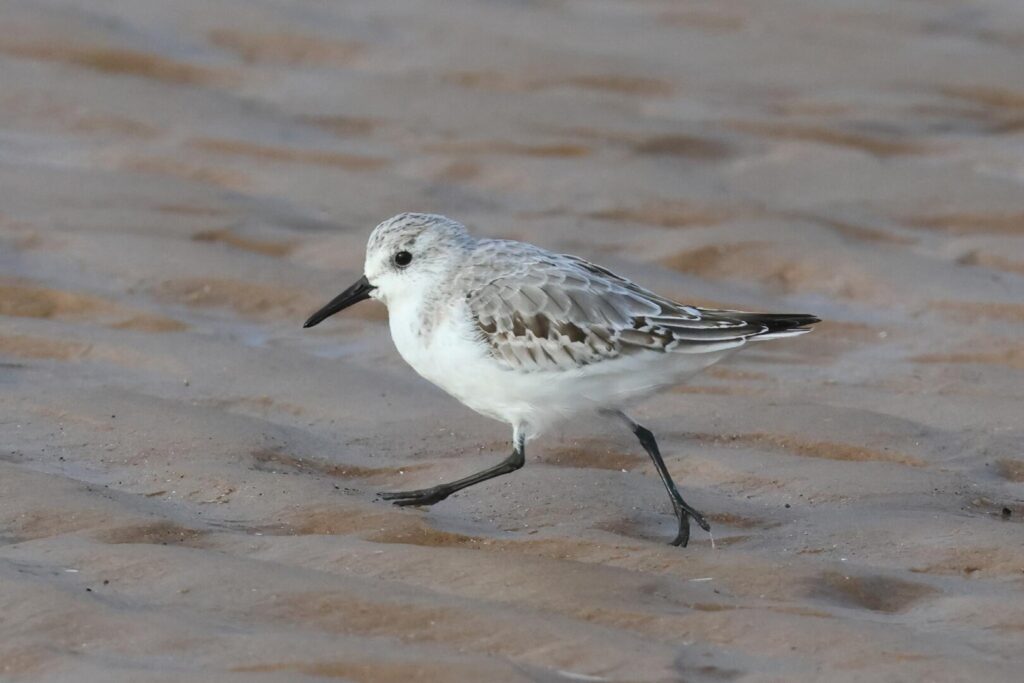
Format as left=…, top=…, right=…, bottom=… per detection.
left=393, top=251, right=413, bottom=267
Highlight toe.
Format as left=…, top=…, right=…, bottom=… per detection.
left=383, top=488, right=449, bottom=506
left=378, top=490, right=426, bottom=500
left=670, top=513, right=691, bottom=547
left=391, top=498, right=427, bottom=507
left=677, top=503, right=711, bottom=532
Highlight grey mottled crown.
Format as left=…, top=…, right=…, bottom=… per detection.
left=368, top=213, right=473, bottom=254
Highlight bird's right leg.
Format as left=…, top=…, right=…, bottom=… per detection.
left=604, top=410, right=710, bottom=547
left=379, top=428, right=526, bottom=507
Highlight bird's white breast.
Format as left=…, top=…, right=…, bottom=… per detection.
left=388, top=297, right=525, bottom=423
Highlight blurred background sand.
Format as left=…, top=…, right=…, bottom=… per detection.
left=1, top=0, right=1023, bottom=681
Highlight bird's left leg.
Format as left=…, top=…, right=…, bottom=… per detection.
left=379, top=427, right=526, bottom=507
left=605, top=410, right=710, bottom=547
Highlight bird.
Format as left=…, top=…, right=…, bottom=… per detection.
left=304, top=213, right=820, bottom=546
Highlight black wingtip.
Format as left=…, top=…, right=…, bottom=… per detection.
left=791, top=314, right=822, bottom=327
left=774, top=317, right=823, bottom=331
left=758, top=313, right=822, bottom=334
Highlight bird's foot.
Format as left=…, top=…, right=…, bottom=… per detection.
left=378, top=486, right=452, bottom=507
left=670, top=512, right=691, bottom=547
left=669, top=501, right=710, bottom=547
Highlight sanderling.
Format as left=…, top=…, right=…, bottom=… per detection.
left=304, top=213, right=819, bottom=546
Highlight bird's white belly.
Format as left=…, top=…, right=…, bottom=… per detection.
left=387, top=300, right=730, bottom=438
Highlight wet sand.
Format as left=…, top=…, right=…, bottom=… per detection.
left=2, top=1, right=1023, bottom=681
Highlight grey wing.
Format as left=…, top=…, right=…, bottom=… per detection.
left=465, top=252, right=819, bottom=372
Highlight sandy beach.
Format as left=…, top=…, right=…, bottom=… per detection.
left=2, top=0, right=1023, bottom=680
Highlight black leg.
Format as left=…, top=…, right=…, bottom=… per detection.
left=379, top=432, right=525, bottom=507
left=631, top=423, right=710, bottom=547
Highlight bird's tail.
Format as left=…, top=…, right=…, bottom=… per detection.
left=741, top=313, right=821, bottom=340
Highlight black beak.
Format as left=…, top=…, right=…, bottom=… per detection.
left=303, top=275, right=376, bottom=328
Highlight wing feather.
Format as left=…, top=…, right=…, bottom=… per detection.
left=461, top=243, right=819, bottom=372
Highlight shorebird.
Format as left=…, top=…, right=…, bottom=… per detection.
left=304, top=213, right=819, bottom=546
